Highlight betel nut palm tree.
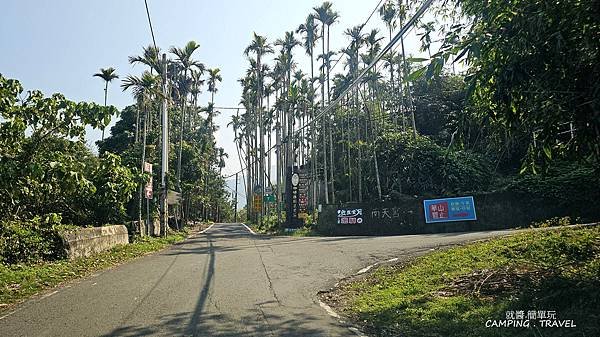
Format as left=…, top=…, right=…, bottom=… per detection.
left=244, top=33, right=273, bottom=221
left=93, top=67, right=119, bottom=141
left=121, top=71, right=159, bottom=234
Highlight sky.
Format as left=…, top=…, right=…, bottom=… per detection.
left=1, top=0, right=435, bottom=205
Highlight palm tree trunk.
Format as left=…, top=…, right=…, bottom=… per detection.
left=135, top=107, right=140, bottom=143
left=139, top=106, right=148, bottom=235
left=102, top=83, right=108, bottom=141
left=326, top=24, right=336, bottom=204
left=246, top=130, right=252, bottom=221
left=267, top=96, right=272, bottom=187
left=388, top=27, right=397, bottom=126
left=257, top=55, right=265, bottom=224
left=310, top=43, right=317, bottom=214
left=346, top=95, right=353, bottom=202
left=276, top=107, right=282, bottom=225
left=397, top=60, right=407, bottom=132
left=355, top=87, right=362, bottom=203
left=177, top=100, right=185, bottom=191
left=364, top=87, right=383, bottom=201
left=328, top=115, right=335, bottom=203
left=322, top=115, right=328, bottom=204
left=326, top=25, right=331, bottom=104
left=288, top=96, right=293, bottom=170
left=400, top=37, right=416, bottom=138
left=320, top=25, right=329, bottom=204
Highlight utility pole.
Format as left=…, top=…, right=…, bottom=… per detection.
left=160, top=53, right=168, bottom=237
left=234, top=172, right=238, bottom=223
left=276, top=126, right=282, bottom=227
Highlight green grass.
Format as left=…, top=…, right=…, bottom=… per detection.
left=250, top=224, right=320, bottom=237
left=245, top=212, right=320, bottom=237
left=0, top=231, right=188, bottom=312
left=333, top=226, right=600, bottom=337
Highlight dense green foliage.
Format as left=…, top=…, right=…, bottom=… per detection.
left=505, top=160, right=600, bottom=204
left=376, top=132, right=492, bottom=197
left=0, top=39, right=235, bottom=266
left=235, top=0, right=598, bottom=229
left=0, top=214, right=68, bottom=265
left=436, top=0, right=600, bottom=168
left=333, top=226, right=600, bottom=337
left=98, top=42, right=234, bottom=225
left=0, top=74, right=137, bottom=227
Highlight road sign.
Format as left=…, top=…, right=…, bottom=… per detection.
left=144, top=162, right=153, bottom=199
left=263, top=194, right=275, bottom=203
left=253, top=194, right=262, bottom=212
left=265, top=186, right=273, bottom=195
left=291, top=173, right=300, bottom=187
left=253, top=184, right=263, bottom=194
left=144, top=185, right=153, bottom=199
left=423, top=196, right=477, bottom=223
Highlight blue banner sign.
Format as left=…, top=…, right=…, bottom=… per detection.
left=423, top=196, right=477, bottom=223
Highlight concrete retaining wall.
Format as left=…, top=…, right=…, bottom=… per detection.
left=135, top=218, right=161, bottom=236
left=317, top=192, right=600, bottom=236
left=60, top=225, right=129, bottom=259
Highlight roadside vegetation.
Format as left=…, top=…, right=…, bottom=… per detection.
left=235, top=0, right=599, bottom=230
left=248, top=212, right=320, bottom=236
left=0, top=230, right=188, bottom=312
left=1, top=41, right=234, bottom=306
left=1, top=39, right=234, bottom=245
left=322, top=225, right=600, bottom=337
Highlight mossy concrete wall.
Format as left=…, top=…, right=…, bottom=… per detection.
left=60, top=225, right=129, bottom=259
left=316, top=192, right=600, bottom=236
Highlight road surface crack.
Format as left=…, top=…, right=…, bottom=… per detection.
left=255, top=304, right=276, bottom=336
left=251, top=238, right=282, bottom=306
left=208, top=293, right=222, bottom=313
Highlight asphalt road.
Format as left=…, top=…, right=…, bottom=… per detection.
left=0, top=223, right=518, bottom=336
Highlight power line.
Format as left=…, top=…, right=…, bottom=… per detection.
left=230, top=0, right=433, bottom=193
left=310, top=0, right=386, bottom=101
left=214, top=106, right=247, bottom=110
left=222, top=142, right=279, bottom=179
left=294, top=0, right=435, bottom=136
left=144, top=0, right=158, bottom=51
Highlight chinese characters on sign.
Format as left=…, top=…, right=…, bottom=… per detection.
left=423, top=196, right=477, bottom=223
left=286, top=167, right=309, bottom=228
left=297, top=172, right=309, bottom=217
left=253, top=194, right=262, bottom=212
left=337, top=208, right=364, bottom=224
left=370, top=207, right=405, bottom=220
left=143, top=162, right=153, bottom=199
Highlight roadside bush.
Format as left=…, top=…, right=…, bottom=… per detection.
left=377, top=132, right=494, bottom=197
left=0, top=214, right=68, bottom=265
left=505, top=160, right=600, bottom=204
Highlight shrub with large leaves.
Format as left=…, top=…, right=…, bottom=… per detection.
left=0, top=73, right=136, bottom=226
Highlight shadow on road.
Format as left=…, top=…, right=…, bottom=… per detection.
left=101, top=310, right=332, bottom=336
left=186, top=235, right=215, bottom=334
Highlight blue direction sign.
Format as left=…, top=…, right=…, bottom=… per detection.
left=423, top=196, right=477, bottom=223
